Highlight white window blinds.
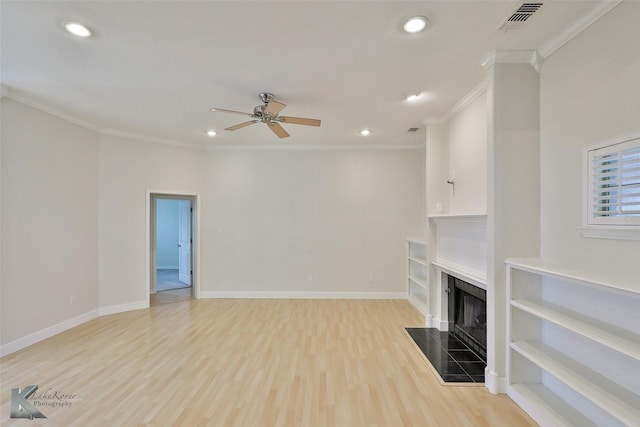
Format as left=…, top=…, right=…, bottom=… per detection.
left=588, top=136, right=640, bottom=225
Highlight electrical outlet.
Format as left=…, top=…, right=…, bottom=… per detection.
left=307, top=274, right=313, bottom=282
left=369, top=274, right=375, bottom=283
left=436, top=202, right=443, bottom=212
left=70, top=295, right=75, bottom=305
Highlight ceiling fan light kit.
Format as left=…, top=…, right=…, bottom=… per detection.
left=211, top=93, right=321, bottom=139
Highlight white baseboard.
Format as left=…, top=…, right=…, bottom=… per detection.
left=429, top=317, right=449, bottom=331
left=485, top=367, right=507, bottom=394
left=425, top=314, right=434, bottom=328
left=98, top=300, right=148, bottom=316
left=198, top=291, right=407, bottom=299
left=0, top=292, right=410, bottom=357
left=0, top=309, right=99, bottom=357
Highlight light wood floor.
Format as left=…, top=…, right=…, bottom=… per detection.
left=0, top=299, right=536, bottom=426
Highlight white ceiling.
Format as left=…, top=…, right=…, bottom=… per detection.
left=1, top=1, right=602, bottom=147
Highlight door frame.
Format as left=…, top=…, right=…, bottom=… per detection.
left=147, top=191, right=200, bottom=300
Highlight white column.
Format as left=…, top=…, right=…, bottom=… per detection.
left=483, top=50, right=541, bottom=394
left=424, top=120, right=446, bottom=328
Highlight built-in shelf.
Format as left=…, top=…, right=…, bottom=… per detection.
left=506, top=258, right=637, bottom=297
left=408, top=255, right=427, bottom=266
left=511, top=299, right=640, bottom=361
left=508, top=383, right=598, bottom=427
left=511, top=341, right=640, bottom=426
left=407, top=239, right=428, bottom=314
left=506, top=258, right=640, bottom=427
left=408, top=275, right=427, bottom=289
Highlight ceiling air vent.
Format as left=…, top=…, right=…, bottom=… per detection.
left=498, top=2, right=543, bottom=31
left=407, top=127, right=420, bottom=133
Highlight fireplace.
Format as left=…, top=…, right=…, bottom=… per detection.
left=447, top=275, right=487, bottom=360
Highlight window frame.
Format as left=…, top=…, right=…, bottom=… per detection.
left=583, top=132, right=640, bottom=238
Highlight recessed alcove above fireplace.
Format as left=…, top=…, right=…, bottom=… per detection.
left=426, top=214, right=487, bottom=331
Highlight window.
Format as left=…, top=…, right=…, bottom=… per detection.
left=587, top=134, right=640, bottom=226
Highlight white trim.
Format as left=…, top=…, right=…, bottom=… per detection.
left=147, top=191, right=201, bottom=301
left=432, top=259, right=487, bottom=290
left=485, top=367, right=507, bottom=394
left=480, top=50, right=543, bottom=73
left=425, top=314, right=435, bottom=328
left=98, top=300, right=148, bottom=316
left=425, top=313, right=448, bottom=331
left=428, top=213, right=487, bottom=220
left=198, top=291, right=407, bottom=300
left=6, top=91, right=101, bottom=132
left=583, top=131, right=640, bottom=229
left=538, top=1, right=623, bottom=59
left=436, top=318, right=449, bottom=331
left=101, top=128, right=203, bottom=150
left=0, top=309, right=99, bottom=357
left=580, top=226, right=640, bottom=241
left=4, top=93, right=423, bottom=151
left=425, top=79, right=488, bottom=125
left=204, top=143, right=424, bottom=151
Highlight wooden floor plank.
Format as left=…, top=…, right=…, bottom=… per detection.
left=1, top=299, right=536, bottom=426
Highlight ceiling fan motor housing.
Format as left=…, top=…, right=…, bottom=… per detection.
left=253, top=105, right=266, bottom=117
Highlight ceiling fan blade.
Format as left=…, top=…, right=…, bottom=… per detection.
left=211, top=108, right=253, bottom=116
left=279, top=116, right=321, bottom=127
left=268, top=122, right=290, bottom=138
left=263, top=100, right=286, bottom=116
left=225, top=120, right=259, bottom=131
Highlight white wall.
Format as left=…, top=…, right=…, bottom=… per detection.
left=203, top=149, right=425, bottom=294
left=1, top=98, right=99, bottom=346
left=445, top=93, right=488, bottom=215
left=155, top=199, right=179, bottom=269
left=98, top=134, right=205, bottom=308
left=539, top=1, right=640, bottom=286
left=0, top=97, right=425, bottom=350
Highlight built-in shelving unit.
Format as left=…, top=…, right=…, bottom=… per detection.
left=506, top=258, right=640, bottom=427
left=407, top=238, right=427, bottom=314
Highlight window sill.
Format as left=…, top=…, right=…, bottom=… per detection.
left=580, top=226, right=640, bottom=241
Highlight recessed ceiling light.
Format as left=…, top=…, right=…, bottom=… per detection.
left=62, top=21, right=93, bottom=38
left=205, top=130, right=217, bottom=137
left=402, top=16, right=429, bottom=34
left=360, top=129, right=372, bottom=136
left=404, top=92, right=421, bottom=101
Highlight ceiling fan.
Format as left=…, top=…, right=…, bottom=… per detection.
left=210, top=93, right=321, bottom=138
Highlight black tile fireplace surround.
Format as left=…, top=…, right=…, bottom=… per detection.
left=448, top=275, right=487, bottom=360
left=406, top=328, right=486, bottom=383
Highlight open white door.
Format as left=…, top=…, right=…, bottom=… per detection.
left=178, top=200, right=191, bottom=285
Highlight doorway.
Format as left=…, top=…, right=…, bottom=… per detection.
left=155, top=198, right=191, bottom=291
left=149, top=192, right=199, bottom=303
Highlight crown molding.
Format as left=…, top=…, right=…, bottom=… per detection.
left=205, top=142, right=425, bottom=151
left=538, top=0, right=623, bottom=59
left=99, top=128, right=204, bottom=150
left=4, top=93, right=423, bottom=151
left=424, top=78, right=488, bottom=126
left=481, top=49, right=543, bottom=73
left=5, top=89, right=101, bottom=132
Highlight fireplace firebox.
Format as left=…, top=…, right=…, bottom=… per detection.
left=447, top=276, right=487, bottom=360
